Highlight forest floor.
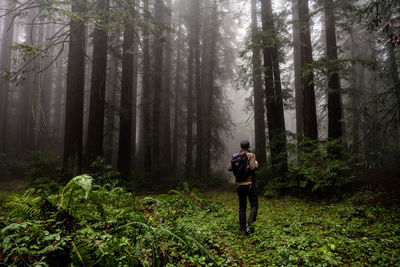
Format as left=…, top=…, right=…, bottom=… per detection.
left=173, top=191, right=400, bottom=266
left=1, top=180, right=400, bottom=266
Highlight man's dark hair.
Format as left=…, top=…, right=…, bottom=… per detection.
left=240, top=140, right=250, bottom=150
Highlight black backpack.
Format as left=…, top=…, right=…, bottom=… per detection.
left=231, top=152, right=251, bottom=182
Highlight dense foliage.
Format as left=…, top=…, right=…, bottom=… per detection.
left=1, top=175, right=400, bottom=266
left=0, top=176, right=214, bottom=266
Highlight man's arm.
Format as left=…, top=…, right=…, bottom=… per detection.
left=247, top=153, right=258, bottom=170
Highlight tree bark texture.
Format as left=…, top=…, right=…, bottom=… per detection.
left=18, top=9, right=39, bottom=152
left=104, top=42, right=120, bottom=164
left=185, top=1, right=195, bottom=175
left=160, top=0, right=172, bottom=170
left=172, top=14, right=183, bottom=171
left=195, top=0, right=203, bottom=174
left=0, top=1, right=15, bottom=153
left=63, top=0, right=86, bottom=178
left=292, top=0, right=303, bottom=141
left=203, top=0, right=218, bottom=176
left=151, top=0, right=164, bottom=178
left=297, top=0, right=318, bottom=140
left=142, top=0, right=152, bottom=172
left=251, top=0, right=267, bottom=167
left=86, top=0, right=109, bottom=166
left=39, top=22, right=55, bottom=150
left=324, top=0, right=342, bottom=145
left=118, top=9, right=135, bottom=178
left=261, top=0, right=288, bottom=172
left=131, top=39, right=139, bottom=169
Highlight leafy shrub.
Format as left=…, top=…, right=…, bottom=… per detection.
left=0, top=175, right=215, bottom=266
left=258, top=140, right=355, bottom=195
left=289, top=140, right=354, bottom=192
left=89, top=157, right=119, bottom=185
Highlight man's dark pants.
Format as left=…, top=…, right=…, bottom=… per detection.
left=237, top=184, right=258, bottom=231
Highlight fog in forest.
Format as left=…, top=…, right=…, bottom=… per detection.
left=1, top=0, right=400, bottom=265
left=0, top=0, right=399, bottom=185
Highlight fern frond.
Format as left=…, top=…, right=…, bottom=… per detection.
left=2, top=193, right=41, bottom=219
left=60, top=174, right=93, bottom=207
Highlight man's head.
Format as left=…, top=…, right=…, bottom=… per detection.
left=240, top=140, right=250, bottom=150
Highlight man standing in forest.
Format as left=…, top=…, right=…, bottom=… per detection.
left=228, top=140, right=259, bottom=235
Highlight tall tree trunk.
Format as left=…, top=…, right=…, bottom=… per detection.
left=160, top=0, right=172, bottom=170
left=18, top=8, right=38, bottom=152
left=386, top=29, right=400, bottom=148
left=298, top=0, right=318, bottom=140
left=131, top=39, right=139, bottom=169
left=142, top=0, right=152, bottom=172
left=324, top=0, right=342, bottom=156
left=31, top=21, right=46, bottom=149
left=261, top=0, right=288, bottom=173
left=0, top=1, right=15, bottom=153
left=86, top=0, right=109, bottom=166
left=172, top=13, right=183, bottom=171
left=83, top=27, right=91, bottom=153
left=350, top=27, right=362, bottom=154
left=104, top=43, right=120, bottom=164
left=202, top=0, right=218, bottom=176
left=292, top=0, right=303, bottom=141
left=251, top=0, right=267, bottom=167
left=185, top=1, right=195, bottom=176
left=117, top=8, right=135, bottom=178
left=386, top=30, right=400, bottom=108
left=63, top=0, right=87, bottom=178
left=53, top=51, right=64, bottom=151
left=39, top=22, right=55, bottom=150
left=151, top=0, right=164, bottom=178
left=195, top=0, right=202, bottom=174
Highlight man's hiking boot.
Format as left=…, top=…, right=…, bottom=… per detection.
left=240, top=226, right=249, bottom=235
left=245, top=226, right=254, bottom=234
left=240, top=229, right=249, bottom=236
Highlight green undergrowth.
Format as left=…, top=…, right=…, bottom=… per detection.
left=1, top=177, right=400, bottom=266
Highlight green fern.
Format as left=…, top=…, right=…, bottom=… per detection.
left=60, top=174, right=93, bottom=206
left=2, top=189, right=41, bottom=219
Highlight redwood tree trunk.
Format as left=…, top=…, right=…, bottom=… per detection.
left=0, top=1, right=15, bottom=153
left=160, top=0, right=172, bottom=170
left=251, top=0, right=267, bottom=167
left=117, top=9, right=134, bottom=178
left=86, top=0, right=109, bottom=165
left=63, top=0, right=86, bottom=178
left=203, top=0, right=218, bottom=176
left=292, top=0, right=303, bottom=141
left=324, top=0, right=342, bottom=156
left=142, top=0, right=152, bottom=172
left=131, top=40, right=139, bottom=169
left=198, top=0, right=209, bottom=176
left=104, top=42, right=119, bottom=164
left=172, top=14, right=183, bottom=171
left=40, top=22, right=55, bottom=150
left=53, top=51, right=65, bottom=152
left=298, top=0, right=318, bottom=140
left=185, top=1, right=195, bottom=175
left=151, top=0, right=164, bottom=178
left=195, top=0, right=203, bottom=174
left=261, top=0, right=288, bottom=173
